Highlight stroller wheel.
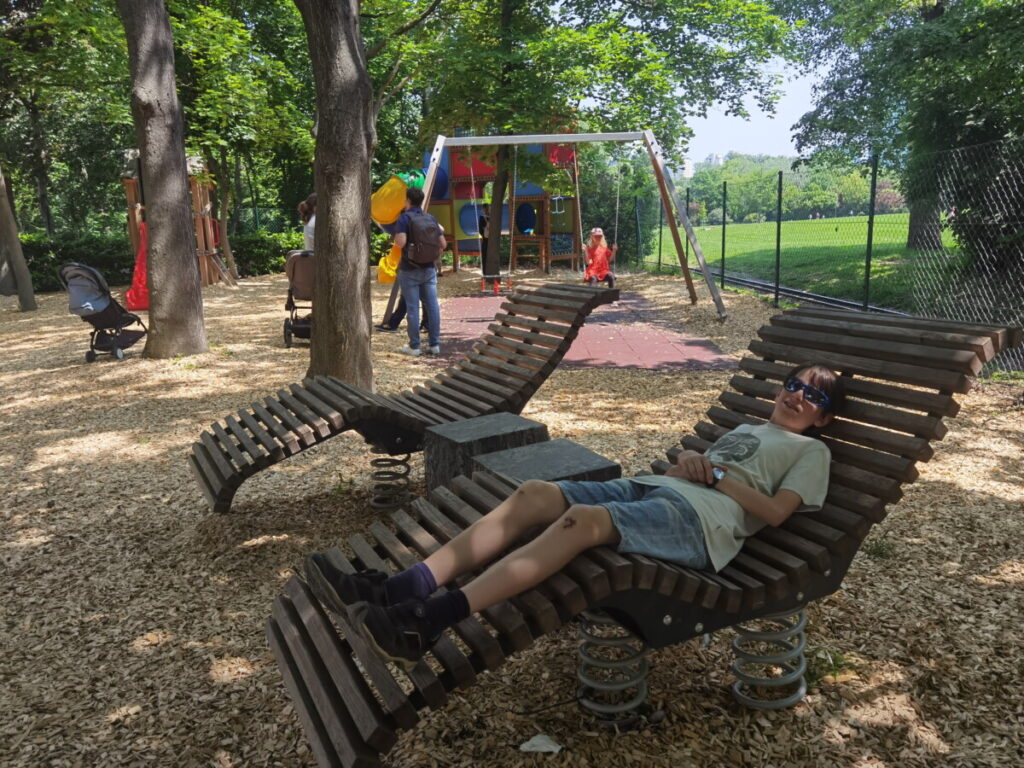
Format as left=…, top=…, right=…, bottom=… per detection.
left=283, top=319, right=293, bottom=348
left=85, top=350, right=97, bottom=363
left=113, top=347, right=125, bottom=361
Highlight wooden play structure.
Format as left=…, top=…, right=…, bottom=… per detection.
left=266, top=309, right=1020, bottom=767
left=121, top=153, right=236, bottom=288
left=420, top=131, right=725, bottom=317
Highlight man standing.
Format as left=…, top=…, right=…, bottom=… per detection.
left=394, top=187, right=445, bottom=356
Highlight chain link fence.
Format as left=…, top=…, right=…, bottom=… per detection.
left=234, top=207, right=292, bottom=235
left=644, top=142, right=1023, bottom=372
left=910, top=139, right=1024, bottom=372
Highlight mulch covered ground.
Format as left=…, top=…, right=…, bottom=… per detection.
left=2, top=267, right=1022, bottom=768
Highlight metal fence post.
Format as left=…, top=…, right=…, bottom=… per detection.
left=721, top=180, right=727, bottom=289
left=864, top=155, right=879, bottom=309
left=775, top=170, right=783, bottom=308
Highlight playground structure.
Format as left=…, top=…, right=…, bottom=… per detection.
left=121, top=153, right=236, bottom=294
left=374, top=131, right=726, bottom=327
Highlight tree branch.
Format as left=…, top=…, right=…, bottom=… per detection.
left=365, top=0, right=443, bottom=60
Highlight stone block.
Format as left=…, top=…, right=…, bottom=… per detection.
left=424, top=412, right=549, bottom=490
left=472, top=438, right=621, bottom=484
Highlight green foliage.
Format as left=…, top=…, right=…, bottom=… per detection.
left=231, top=231, right=302, bottom=276
left=805, top=645, right=853, bottom=688
left=19, top=232, right=133, bottom=292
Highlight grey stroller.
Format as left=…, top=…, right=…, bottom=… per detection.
left=59, top=263, right=147, bottom=362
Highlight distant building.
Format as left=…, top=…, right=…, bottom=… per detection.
left=703, top=153, right=724, bottom=167
left=680, top=157, right=695, bottom=179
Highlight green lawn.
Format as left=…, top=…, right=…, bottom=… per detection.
left=644, top=213, right=958, bottom=311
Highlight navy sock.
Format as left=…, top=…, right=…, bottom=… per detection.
left=422, top=588, right=470, bottom=637
left=384, top=561, right=437, bottom=603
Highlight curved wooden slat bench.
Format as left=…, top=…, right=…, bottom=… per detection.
left=189, top=283, right=618, bottom=512
left=267, top=308, right=1020, bottom=768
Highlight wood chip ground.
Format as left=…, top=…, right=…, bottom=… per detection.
left=2, top=268, right=1021, bottom=767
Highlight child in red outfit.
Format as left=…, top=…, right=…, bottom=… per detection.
left=584, top=227, right=617, bottom=289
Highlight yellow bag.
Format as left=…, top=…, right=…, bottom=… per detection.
left=376, top=243, right=402, bottom=283
left=371, top=175, right=407, bottom=226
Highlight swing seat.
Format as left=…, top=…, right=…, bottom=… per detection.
left=266, top=307, right=1020, bottom=768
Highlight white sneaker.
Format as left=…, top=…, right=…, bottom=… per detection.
left=399, top=346, right=421, bottom=357
left=426, top=345, right=441, bottom=356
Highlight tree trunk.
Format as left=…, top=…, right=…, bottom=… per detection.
left=117, top=0, right=208, bottom=358
left=485, top=145, right=510, bottom=277
left=906, top=199, right=942, bottom=250
left=24, top=96, right=54, bottom=237
left=211, top=148, right=239, bottom=279
left=0, top=166, right=38, bottom=311
left=295, top=0, right=375, bottom=387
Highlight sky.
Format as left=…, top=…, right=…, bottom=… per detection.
left=684, top=67, right=819, bottom=163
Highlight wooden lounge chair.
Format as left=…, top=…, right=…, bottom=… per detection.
left=266, top=307, right=1020, bottom=768
left=189, top=283, right=618, bottom=513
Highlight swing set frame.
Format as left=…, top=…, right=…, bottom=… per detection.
left=380, top=131, right=726, bottom=325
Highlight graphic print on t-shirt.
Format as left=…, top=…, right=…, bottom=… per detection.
left=706, top=433, right=761, bottom=463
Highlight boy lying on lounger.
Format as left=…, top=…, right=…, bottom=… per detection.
left=306, top=363, right=846, bottom=671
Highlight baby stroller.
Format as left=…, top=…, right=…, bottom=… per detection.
left=59, top=263, right=147, bottom=362
left=284, top=249, right=314, bottom=348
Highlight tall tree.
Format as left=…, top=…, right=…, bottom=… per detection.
left=780, top=0, right=1024, bottom=249
left=294, top=0, right=375, bottom=384
left=0, top=164, right=36, bottom=310
left=117, top=0, right=208, bottom=357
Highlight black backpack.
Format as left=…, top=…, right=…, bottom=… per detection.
left=405, top=211, right=443, bottom=265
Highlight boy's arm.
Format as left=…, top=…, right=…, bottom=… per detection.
left=667, top=450, right=805, bottom=527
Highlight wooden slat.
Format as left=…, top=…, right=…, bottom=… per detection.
left=748, top=340, right=971, bottom=393
left=754, top=526, right=831, bottom=574
left=252, top=402, right=301, bottom=453
left=464, top=350, right=538, bottom=383
left=224, top=414, right=268, bottom=466
left=500, top=300, right=579, bottom=324
left=266, top=615, right=347, bottom=768
left=264, top=396, right=316, bottom=446
left=433, top=372, right=506, bottom=407
left=784, top=307, right=1010, bottom=356
left=445, top=367, right=520, bottom=402
left=741, top=538, right=810, bottom=586
left=420, top=380, right=493, bottom=416
left=771, top=314, right=995, bottom=360
left=782, top=514, right=851, bottom=558
left=738, top=358, right=960, bottom=416
left=729, top=553, right=788, bottom=600
left=291, top=384, right=345, bottom=431
left=200, top=430, right=239, bottom=480
left=728, top=374, right=948, bottom=440
left=211, top=421, right=254, bottom=471
left=238, top=409, right=286, bottom=461
left=472, top=341, right=550, bottom=372
left=759, top=324, right=983, bottom=375
left=187, top=452, right=223, bottom=510
left=285, top=579, right=397, bottom=754
left=344, top=537, right=448, bottom=710
left=278, top=389, right=332, bottom=438
left=493, top=313, right=579, bottom=339
left=717, top=567, right=765, bottom=610
left=367, top=522, right=477, bottom=690
left=486, top=322, right=570, bottom=352
left=318, top=550, right=420, bottom=728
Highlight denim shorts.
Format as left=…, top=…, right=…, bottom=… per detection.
left=556, top=478, right=709, bottom=569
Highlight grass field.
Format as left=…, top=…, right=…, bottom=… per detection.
left=644, top=213, right=959, bottom=311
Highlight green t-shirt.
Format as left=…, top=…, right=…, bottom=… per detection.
left=632, top=422, right=831, bottom=572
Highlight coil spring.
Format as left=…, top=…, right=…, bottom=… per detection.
left=369, top=453, right=411, bottom=510
left=730, top=607, right=808, bottom=710
left=576, top=611, right=651, bottom=729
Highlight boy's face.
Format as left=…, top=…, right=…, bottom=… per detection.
left=769, top=370, right=833, bottom=433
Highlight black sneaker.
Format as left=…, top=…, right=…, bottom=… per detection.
left=374, top=323, right=399, bottom=333
left=304, top=553, right=389, bottom=612
left=350, top=598, right=440, bottom=672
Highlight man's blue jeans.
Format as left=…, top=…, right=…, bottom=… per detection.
left=397, top=267, right=440, bottom=349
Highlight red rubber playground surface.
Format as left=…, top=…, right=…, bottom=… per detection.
left=410, top=291, right=736, bottom=371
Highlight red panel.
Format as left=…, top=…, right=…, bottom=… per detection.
left=450, top=149, right=495, bottom=178
left=453, top=181, right=484, bottom=199
left=547, top=144, right=576, bottom=164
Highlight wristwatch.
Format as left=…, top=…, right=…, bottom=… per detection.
left=708, top=466, right=727, bottom=488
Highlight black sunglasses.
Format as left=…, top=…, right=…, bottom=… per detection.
left=783, top=377, right=831, bottom=409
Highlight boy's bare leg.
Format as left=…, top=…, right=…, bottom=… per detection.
left=461, top=503, right=620, bottom=613
left=422, top=479, right=569, bottom=586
